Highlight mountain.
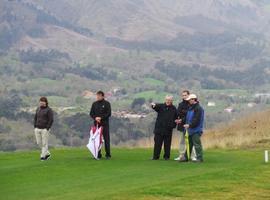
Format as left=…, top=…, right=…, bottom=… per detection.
left=0, top=0, right=124, bottom=59
left=1, top=0, right=270, bottom=68
left=26, top=0, right=270, bottom=40
left=1, top=0, right=270, bottom=151
left=1, top=0, right=270, bottom=64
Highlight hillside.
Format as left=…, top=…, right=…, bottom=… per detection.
left=1, top=148, right=270, bottom=200
left=1, top=2, right=270, bottom=198
left=18, top=0, right=270, bottom=68
left=27, top=0, right=270, bottom=40
left=120, top=109, right=270, bottom=149
left=0, top=0, right=124, bottom=58
left=203, top=109, right=270, bottom=149
left=1, top=0, right=270, bottom=151
left=2, top=0, right=270, bottom=66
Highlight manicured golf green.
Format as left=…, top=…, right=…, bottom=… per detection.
left=1, top=148, right=270, bottom=200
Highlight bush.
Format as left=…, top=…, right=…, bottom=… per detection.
left=131, top=98, right=146, bottom=109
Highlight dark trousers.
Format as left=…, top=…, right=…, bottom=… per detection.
left=185, top=133, right=203, bottom=161
left=98, top=125, right=111, bottom=158
left=153, top=133, right=172, bottom=159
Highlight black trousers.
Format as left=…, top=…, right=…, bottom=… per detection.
left=153, top=133, right=172, bottom=159
left=98, top=125, right=111, bottom=158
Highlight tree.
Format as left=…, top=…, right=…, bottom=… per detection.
left=131, top=98, right=146, bottom=109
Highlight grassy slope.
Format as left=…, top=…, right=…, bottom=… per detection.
left=204, top=110, right=270, bottom=149
left=1, top=148, right=270, bottom=200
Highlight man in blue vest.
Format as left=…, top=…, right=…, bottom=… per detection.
left=181, top=94, right=204, bottom=163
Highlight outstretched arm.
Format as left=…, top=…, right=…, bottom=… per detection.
left=151, top=103, right=161, bottom=112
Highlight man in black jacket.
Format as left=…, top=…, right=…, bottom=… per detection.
left=90, top=91, right=112, bottom=159
left=151, top=95, right=178, bottom=160
left=34, top=97, right=54, bottom=161
left=174, top=90, right=196, bottom=161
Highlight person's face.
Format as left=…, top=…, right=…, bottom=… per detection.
left=188, top=98, right=196, bottom=105
left=96, top=94, right=104, bottom=101
left=182, top=92, right=189, bottom=100
left=165, top=98, right=173, bottom=105
left=39, top=101, right=47, bottom=107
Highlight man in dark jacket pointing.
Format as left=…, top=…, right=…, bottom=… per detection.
left=151, top=95, right=178, bottom=160
left=90, top=91, right=112, bottom=159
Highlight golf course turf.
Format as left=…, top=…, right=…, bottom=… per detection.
left=1, top=148, right=270, bottom=200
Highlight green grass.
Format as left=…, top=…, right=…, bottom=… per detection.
left=47, top=96, right=69, bottom=107
left=111, top=99, right=133, bottom=109
left=26, top=78, right=59, bottom=89
left=21, top=78, right=60, bottom=92
left=204, top=100, right=229, bottom=113
left=201, top=89, right=249, bottom=96
left=144, top=78, right=165, bottom=87
left=1, top=148, right=270, bottom=200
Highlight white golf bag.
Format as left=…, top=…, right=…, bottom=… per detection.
left=86, top=125, right=103, bottom=159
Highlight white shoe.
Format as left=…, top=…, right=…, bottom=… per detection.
left=174, top=157, right=180, bottom=161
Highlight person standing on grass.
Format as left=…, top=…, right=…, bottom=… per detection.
left=180, top=94, right=204, bottom=163
left=34, top=97, right=54, bottom=161
left=174, top=90, right=196, bottom=161
left=151, top=95, right=178, bottom=160
left=90, top=91, right=112, bottom=159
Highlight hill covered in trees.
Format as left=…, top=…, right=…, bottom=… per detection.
left=1, top=0, right=270, bottom=151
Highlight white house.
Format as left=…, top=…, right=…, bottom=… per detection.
left=224, top=107, right=234, bottom=113
left=207, top=101, right=216, bottom=107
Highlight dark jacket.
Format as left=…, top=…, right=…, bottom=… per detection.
left=90, top=99, right=111, bottom=126
left=186, top=103, right=204, bottom=135
left=152, top=103, right=178, bottom=135
left=34, top=106, right=54, bottom=130
left=177, top=100, right=189, bottom=132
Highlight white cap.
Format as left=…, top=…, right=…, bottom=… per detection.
left=186, top=94, right=197, bottom=101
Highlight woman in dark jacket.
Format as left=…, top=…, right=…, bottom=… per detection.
left=34, top=97, right=54, bottom=161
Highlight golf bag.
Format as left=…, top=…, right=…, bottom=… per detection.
left=86, top=125, right=103, bottom=159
